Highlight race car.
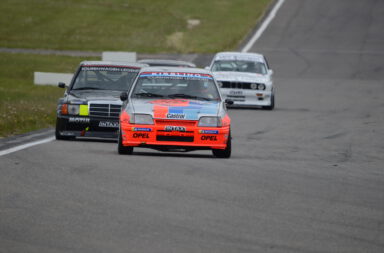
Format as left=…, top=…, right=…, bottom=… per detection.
left=137, top=59, right=196, bottom=68
left=207, top=52, right=275, bottom=110
left=55, top=61, right=147, bottom=140
left=118, top=67, right=232, bottom=158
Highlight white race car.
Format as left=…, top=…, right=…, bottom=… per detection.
left=207, top=52, right=275, bottom=110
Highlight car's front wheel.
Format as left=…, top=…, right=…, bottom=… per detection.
left=262, top=93, right=275, bottom=110
left=118, top=130, right=133, bottom=155
left=212, top=132, right=231, bottom=158
left=55, top=118, right=72, bottom=140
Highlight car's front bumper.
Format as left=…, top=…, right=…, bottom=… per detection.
left=221, top=88, right=273, bottom=107
left=120, top=121, right=230, bottom=150
left=56, top=115, right=119, bottom=138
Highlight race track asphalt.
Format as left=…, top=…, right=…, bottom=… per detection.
left=1, top=0, right=383, bottom=252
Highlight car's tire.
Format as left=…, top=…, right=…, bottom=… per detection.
left=118, top=130, right=133, bottom=155
left=263, top=93, right=275, bottom=110
left=55, top=118, right=72, bottom=140
left=212, top=132, right=231, bottom=158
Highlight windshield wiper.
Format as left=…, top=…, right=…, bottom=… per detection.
left=133, top=92, right=164, bottom=98
left=72, top=87, right=105, bottom=90
left=168, top=93, right=211, bottom=101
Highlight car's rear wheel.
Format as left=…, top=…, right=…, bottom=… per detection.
left=212, top=132, right=231, bottom=158
left=118, top=130, right=133, bottom=155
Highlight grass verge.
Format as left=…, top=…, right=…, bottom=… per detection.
left=0, top=0, right=272, bottom=137
left=0, top=0, right=271, bottom=53
left=0, top=53, right=97, bottom=137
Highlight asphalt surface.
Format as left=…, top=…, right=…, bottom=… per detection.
left=1, top=0, right=384, bottom=252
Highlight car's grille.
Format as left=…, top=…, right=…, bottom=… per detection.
left=156, top=136, right=194, bottom=142
left=89, top=103, right=121, bottom=119
left=155, top=119, right=196, bottom=126
left=221, top=82, right=263, bottom=90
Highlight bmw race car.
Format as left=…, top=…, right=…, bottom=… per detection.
left=207, top=52, right=275, bottom=110
left=118, top=67, right=232, bottom=158
left=55, top=61, right=147, bottom=140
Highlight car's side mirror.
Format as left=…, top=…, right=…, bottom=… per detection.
left=120, top=92, right=128, bottom=101
left=204, top=66, right=210, bottom=70
left=225, top=99, right=234, bottom=105
left=268, top=69, right=274, bottom=75
left=58, top=82, right=66, bottom=88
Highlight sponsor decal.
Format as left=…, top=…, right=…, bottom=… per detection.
left=164, top=126, right=186, bottom=132
left=98, top=121, right=119, bottom=128
left=215, top=55, right=264, bottom=62
left=69, top=117, right=90, bottom=123
left=82, top=66, right=139, bottom=72
left=132, top=127, right=152, bottom=132
left=133, top=133, right=149, bottom=138
left=140, top=72, right=213, bottom=80
left=229, top=90, right=244, bottom=96
left=201, top=135, right=218, bottom=141
left=199, top=130, right=219, bottom=134
left=166, top=113, right=186, bottom=119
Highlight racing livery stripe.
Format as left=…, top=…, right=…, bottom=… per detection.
left=152, top=101, right=218, bottom=120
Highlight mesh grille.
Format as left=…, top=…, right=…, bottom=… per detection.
left=222, top=82, right=262, bottom=90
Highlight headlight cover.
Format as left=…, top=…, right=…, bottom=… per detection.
left=198, top=116, right=222, bottom=127
left=217, top=81, right=223, bottom=88
left=257, top=83, right=266, bottom=90
left=67, top=104, right=80, bottom=115
left=131, top=114, right=154, bottom=125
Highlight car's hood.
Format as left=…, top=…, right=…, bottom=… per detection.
left=66, top=90, right=122, bottom=103
left=131, top=98, right=220, bottom=120
left=213, top=71, right=269, bottom=83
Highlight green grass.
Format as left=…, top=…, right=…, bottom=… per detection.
left=0, top=0, right=272, bottom=137
left=0, top=0, right=271, bottom=53
left=0, top=53, right=97, bottom=137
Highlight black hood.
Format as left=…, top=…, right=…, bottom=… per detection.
left=66, top=90, right=123, bottom=103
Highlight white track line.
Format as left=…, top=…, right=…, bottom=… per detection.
left=241, top=0, right=286, bottom=52
left=0, top=136, right=55, bottom=157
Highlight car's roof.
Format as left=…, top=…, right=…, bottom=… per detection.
left=137, top=59, right=196, bottom=68
left=139, top=66, right=212, bottom=75
left=79, top=61, right=148, bottom=68
left=213, top=51, right=265, bottom=61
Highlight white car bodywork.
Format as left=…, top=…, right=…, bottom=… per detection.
left=208, top=52, right=274, bottom=109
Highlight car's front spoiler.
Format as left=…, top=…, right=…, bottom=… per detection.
left=57, top=130, right=118, bottom=139
left=121, top=123, right=230, bottom=150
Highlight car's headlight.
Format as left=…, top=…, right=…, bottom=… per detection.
left=217, top=81, right=223, bottom=88
left=250, top=83, right=257, bottom=90
left=67, top=104, right=80, bottom=115
left=198, top=116, right=222, bottom=127
left=131, top=114, right=154, bottom=125
left=257, top=83, right=266, bottom=90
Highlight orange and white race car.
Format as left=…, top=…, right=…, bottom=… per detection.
left=118, top=67, right=232, bottom=158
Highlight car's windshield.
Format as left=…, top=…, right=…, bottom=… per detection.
left=131, top=72, right=221, bottom=101
left=71, top=66, right=139, bottom=91
left=211, top=60, right=267, bottom=74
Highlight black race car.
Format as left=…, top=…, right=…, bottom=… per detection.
left=55, top=61, right=147, bottom=140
